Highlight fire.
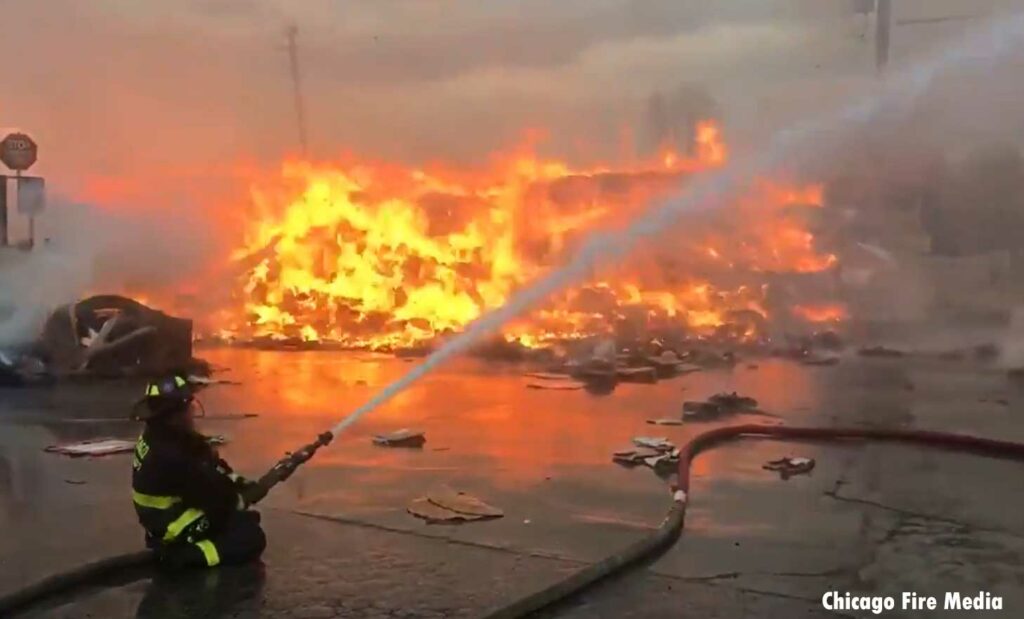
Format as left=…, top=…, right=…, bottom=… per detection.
left=793, top=303, right=848, bottom=323
left=223, top=121, right=838, bottom=349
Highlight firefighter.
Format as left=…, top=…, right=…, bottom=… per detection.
left=130, top=374, right=270, bottom=569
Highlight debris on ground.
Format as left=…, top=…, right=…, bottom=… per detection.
left=64, top=479, right=87, bottom=485
left=33, top=295, right=206, bottom=379
left=645, top=351, right=684, bottom=378
left=523, top=371, right=574, bottom=381
left=574, top=366, right=617, bottom=389
left=613, top=447, right=680, bottom=469
left=682, top=400, right=722, bottom=420
left=686, top=349, right=737, bottom=368
left=612, top=446, right=662, bottom=465
left=408, top=498, right=470, bottom=522
left=44, top=439, right=140, bottom=457
left=675, top=363, right=702, bottom=375
left=526, top=378, right=585, bottom=390
left=46, top=435, right=226, bottom=457
left=858, top=346, right=906, bottom=358
left=708, top=392, right=758, bottom=410
left=632, top=436, right=675, bottom=451
left=641, top=450, right=680, bottom=469
left=615, top=438, right=680, bottom=469
left=407, top=486, right=504, bottom=523
left=684, top=392, right=770, bottom=421
left=372, top=429, right=427, bottom=448
left=646, top=418, right=684, bottom=426
left=801, top=355, right=840, bottom=367
left=763, top=456, right=815, bottom=479
left=616, top=366, right=658, bottom=383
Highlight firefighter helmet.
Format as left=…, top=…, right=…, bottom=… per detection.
left=132, top=374, right=195, bottom=420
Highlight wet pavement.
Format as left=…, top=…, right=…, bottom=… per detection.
left=2, top=349, right=1023, bottom=617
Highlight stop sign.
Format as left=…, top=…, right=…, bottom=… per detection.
left=1, top=133, right=38, bottom=171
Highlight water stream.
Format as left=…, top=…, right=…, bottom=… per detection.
left=330, top=11, right=1024, bottom=438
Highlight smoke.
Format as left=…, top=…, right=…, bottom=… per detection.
left=325, top=11, right=1024, bottom=436
left=0, top=196, right=223, bottom=347
left=5, top=0, right=1024, bottom=354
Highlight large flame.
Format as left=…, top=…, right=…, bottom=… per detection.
left=223, top=121, right=839, bottom=349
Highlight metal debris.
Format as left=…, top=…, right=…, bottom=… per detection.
left=615, top=439, right=680, bottom=468
left=632, top=436, right=675, bottom=451
left=612, top=446, right=661, bottom=464
left=372, top=429, right=427, bottom=448
left=763, top=456, right=815, bottom=479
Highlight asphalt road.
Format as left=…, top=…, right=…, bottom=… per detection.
left=1, top=349, right=1022, bottom=617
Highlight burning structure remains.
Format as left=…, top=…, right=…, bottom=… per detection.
left=213, top=121, right=843, bottom=351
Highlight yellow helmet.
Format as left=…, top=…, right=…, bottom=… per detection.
left=132, top=374, right=194, bottom=420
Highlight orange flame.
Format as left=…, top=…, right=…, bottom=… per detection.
left=219, top=121, right=837, bottom=348
left=793, top=303, right=848, bottom=323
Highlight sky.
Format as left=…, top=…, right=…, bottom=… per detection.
left=3, top=0, right=1018, bottom=198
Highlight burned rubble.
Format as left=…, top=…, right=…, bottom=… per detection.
left=1, top=295, right=208, bottom=386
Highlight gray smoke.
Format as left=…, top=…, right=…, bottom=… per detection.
left=328, top=11, right=1024, bottom=436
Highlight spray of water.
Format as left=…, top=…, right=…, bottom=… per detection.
left=330, top=12, right=1024, bottom=437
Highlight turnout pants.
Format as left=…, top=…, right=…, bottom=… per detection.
left=157, top=510, right=266, bottom=569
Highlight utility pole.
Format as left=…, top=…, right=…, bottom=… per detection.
left=872, top=0, right=977, bottom=76
left=876, top=0, right=892, bottom=75
left=286, top=24, right=310, bottom=156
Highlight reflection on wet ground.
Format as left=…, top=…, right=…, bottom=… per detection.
left=4, top=348, right=1024, bottom=617
left=0, top=349, right=825, bottom=572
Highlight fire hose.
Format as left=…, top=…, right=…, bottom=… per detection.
left=2, top=423, right=1023, bottom=617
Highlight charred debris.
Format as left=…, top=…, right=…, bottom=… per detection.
left=1, top=295, right=208, bottom=387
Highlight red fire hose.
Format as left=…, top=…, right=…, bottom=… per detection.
left=479, top=423, right=1024, bottom=619
left=2, top=423, right=1023, bottom=617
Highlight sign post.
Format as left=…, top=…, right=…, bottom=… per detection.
left=17, top=176, right=45, bottom=248
left=0, top=132, right=41, bottom=249
left=0, top=177, right=6, bottom=247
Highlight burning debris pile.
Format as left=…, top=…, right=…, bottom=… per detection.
left=214, top=121, right=843, bottom=352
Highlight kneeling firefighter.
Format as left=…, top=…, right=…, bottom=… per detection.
left=130, top=375, right=273, bottom=569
